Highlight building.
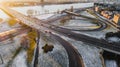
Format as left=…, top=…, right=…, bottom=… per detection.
left=113, top=14, right=120, bottom=25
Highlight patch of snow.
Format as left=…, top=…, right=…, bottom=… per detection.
left=80, top=11, right=95, bottom=18
left=11, top=3, right=93, bottom=15
left=107, top=37, right=120, bottom=43
left=64, top=19, right=96, bottom=26
left=35, top=14, right=54, bottom=20
left=0, top=10, right=9, bottom=21
left=38, top=34, right=68, bottom=67
left=105, top=60, right=117, bottom=67
left=12, top=50, right=27, bottom=67
left=62, top=36, right=103, bottom=67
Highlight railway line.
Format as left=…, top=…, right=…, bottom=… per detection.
left=0, top=5, right=120, bottom=67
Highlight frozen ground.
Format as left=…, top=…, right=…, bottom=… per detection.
left=11, top=3, right=93, bottom=15
left=38, top=33, right=69, bottom=67
left=0, top=2, right=119, bottom=67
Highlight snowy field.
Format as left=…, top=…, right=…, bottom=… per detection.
left=0, top=2, right=119, bottom=67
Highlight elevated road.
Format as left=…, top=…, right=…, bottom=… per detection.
left=42, top=7, right=92, bottom=24
left=0, top=27, right=30, bottom=42
left=1, top=5, right=120, bottom=55
left=94, top=12, right=120, bottom=30
left=86, top=9, right=120, bottom=31
left=62, top=10, right=108, bottom=31
left=1, top=5, right=120, bottom=67
left=0, top=5, right=85, bottom=67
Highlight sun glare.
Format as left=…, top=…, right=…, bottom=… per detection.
left=0, top=0, right=4, bottom=2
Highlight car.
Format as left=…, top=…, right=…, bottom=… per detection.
left=45, top=30, right=52, bottom=34
left=50, top=26, right=54, bottom=28
left=41, top=24, right=43, bottom=26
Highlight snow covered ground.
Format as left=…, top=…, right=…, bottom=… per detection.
left=0, top=2, right=119, bottom=67
left=11, top=3, right=93, bottom=15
